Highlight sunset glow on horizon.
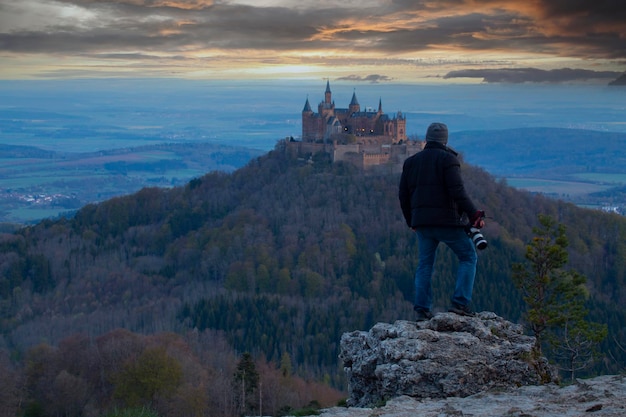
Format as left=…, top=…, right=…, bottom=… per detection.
left=0, top=0, right=624, bottom=83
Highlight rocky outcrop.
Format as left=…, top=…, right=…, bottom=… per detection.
left=339, top=312, right=556, bottom=408
left=313, top=375, right=626, bottom=417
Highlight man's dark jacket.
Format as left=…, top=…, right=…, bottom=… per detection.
left=399, top=141, right=477, bottom=228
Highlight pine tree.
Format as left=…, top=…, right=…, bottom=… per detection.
left=549, top=315, right=607, bottom=382
left=233, top=352, right=259, bottom=415
left=280, top=352, right=293, bottom=377
left=512, top=214, right=607, bottom=380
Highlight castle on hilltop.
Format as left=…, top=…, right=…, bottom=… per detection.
left=284, top=81, right=422, bottom=170
left=302, top=80, right=406, bottom=143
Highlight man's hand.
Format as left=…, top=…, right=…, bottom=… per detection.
left=471, top=210, right=485, bottom=228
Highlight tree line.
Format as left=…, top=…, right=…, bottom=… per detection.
left=0, top=327, right=342, bottom=416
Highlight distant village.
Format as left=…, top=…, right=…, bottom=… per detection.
left=284, top=81, right=422, bottom=172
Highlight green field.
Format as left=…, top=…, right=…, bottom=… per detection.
left=504, top=178, right=617, bottom=196
left=571, top=173, right=626, bottom=184
left=0, top=143, right=263, bottom=224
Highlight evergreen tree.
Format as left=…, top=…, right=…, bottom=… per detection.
left=549, top=316, right=607, bottom=382
left=280, top=352, right=292, bottom=377
left=512, top=214, right=607, bottom=379
left=233, top=352, right=259, bottom=415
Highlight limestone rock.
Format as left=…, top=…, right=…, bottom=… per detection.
left=339, top=311, right=556, bottom=408
left=313, top=375, right=626, bottom=417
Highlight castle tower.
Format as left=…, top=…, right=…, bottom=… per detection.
left=395, top=111, right=407, bottom=142
left=302, top=96, right=322, bottom=141
left=319, top=80, right=335, bottom=119
left=349, top=90, right=360, bottom=114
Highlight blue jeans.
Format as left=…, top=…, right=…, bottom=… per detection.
left=414, top=226, right=477, bottom=310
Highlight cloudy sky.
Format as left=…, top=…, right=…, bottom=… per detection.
left=0, top=0, right=625, bottom=83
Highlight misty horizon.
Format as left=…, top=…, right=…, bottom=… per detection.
left=1, top=79, right=624, bottom=155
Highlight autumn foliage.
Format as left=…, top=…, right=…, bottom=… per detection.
left=1, top=145, right=626, bottom=415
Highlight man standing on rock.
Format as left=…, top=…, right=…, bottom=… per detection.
left=399, top=122, right=485, bottom=321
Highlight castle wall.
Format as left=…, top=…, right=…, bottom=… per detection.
left=285, top=138, right=423, bottom=172
left=362, top=152, right=391, bottom=169
left=302, top=113, right=327, bottom=142
left=340, top=152, right=365, bottom=169
left=333, top=144, right=361, bottom=162
left=285, top=140, right=333, bottom=158
left=391, top=141, right=423, bottom=160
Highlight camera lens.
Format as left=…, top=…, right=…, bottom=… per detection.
left=468, top=227, right=488, bottom=250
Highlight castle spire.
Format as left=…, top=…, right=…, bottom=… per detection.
left=349, top=89, right=360, bottom=114
left=378, top=97, right=382, bottom=113
left=350, top=89, right=359, bottom=106
left=324, top=80, right=332, bottom=104
left=302, top=96, right=312, bottom=112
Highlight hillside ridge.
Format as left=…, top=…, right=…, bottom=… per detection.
left=1, top=145, right=625, bottom=384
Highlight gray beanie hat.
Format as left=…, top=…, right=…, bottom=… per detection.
left=425, top=122, right=448, bottom=144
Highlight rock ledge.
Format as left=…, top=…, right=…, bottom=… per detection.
left=339, top=311, right=556, bottom=407
left=316, top=375, right=626, bottom=417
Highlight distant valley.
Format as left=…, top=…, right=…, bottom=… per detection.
left=1, top=127, right=625, bottom=224
left=454, top=128, right=626, bottom=212
left=2, top=80, right=625, bottom=223
left=0, top=142, right=263, bottom=224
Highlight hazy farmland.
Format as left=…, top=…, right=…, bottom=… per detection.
left=1, top=79, right=625, bottom=223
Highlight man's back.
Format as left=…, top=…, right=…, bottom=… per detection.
left=399, top=141, right=476, bottom=228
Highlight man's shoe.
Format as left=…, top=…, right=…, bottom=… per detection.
left=448, top=302, right=475, bottom=317
left=414, top=307, right=434, bottom=321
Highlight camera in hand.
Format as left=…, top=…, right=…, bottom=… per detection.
left=467, top=226, right=488, bottom=250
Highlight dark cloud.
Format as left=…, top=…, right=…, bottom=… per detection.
left=537, top=0, right=626, bottom=24
left=54, top=0, right=216, bottom=10
left=608, top=72, right=626, bottom=86
left=443, top=68, right=622, bottom=83
left=335, top=74, right=393, bottom=83
left=0, top=2, right=331, bottom=53
left=1, top=1, right=623, bottom=58
left=1, top=0, right=625, bottom=77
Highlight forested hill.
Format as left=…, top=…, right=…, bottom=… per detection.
left=2, top=145, right=626, bottom=385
